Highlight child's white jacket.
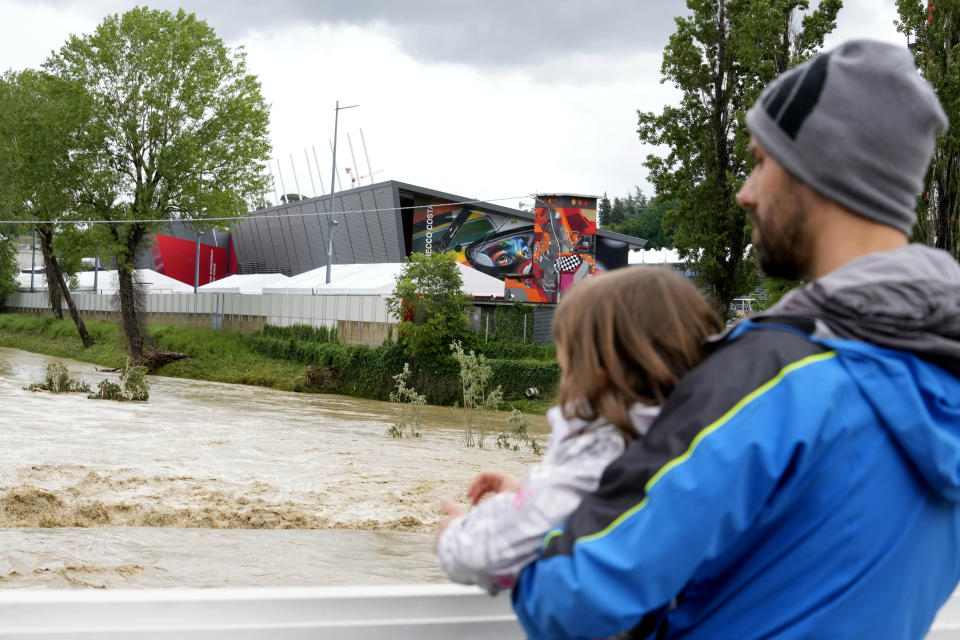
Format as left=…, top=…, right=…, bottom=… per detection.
left=436, top=403, right=660, bottom=594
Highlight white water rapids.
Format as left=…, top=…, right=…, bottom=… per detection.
left=0, top=347, right=546, bottom=588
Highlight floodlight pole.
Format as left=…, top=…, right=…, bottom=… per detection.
left=326, top=100, right=358, bottom=284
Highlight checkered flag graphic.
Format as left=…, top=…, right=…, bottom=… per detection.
left=555, top=254, right=582, bottom=273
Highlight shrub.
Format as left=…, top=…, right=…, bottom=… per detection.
left=488, top=359, right=560, bottom=400
left=87, top=359, right=149, bottom=402
left=89, top=379, right=123, bottom=400
left=474, top=340, right=556, bottom=361
left=492, top=302, right=536, bottom=344
left=120, top=361, right=149, bottom=401
left=260, top=323, right=338, bottom=344
left=495, top=409, right=544, bottom=456
left=388, top=363, right=426, bottom=438
left=25, top=362, right=91, bottom=393
left=451, top=340, right=503, bottom=447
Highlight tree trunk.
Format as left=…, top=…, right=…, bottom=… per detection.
left=116, top=231, right=146, bottom=360
left=37, top=231, right=63, bottom=319
left=37, top=228, right=94, bottom=347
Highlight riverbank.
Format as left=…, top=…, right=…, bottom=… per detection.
left=0, top=314, right=555, bottom=413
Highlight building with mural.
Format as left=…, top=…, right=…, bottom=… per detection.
left=138, top=181, right=646, bottom=302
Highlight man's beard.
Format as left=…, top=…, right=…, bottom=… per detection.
left=752, top=195, right=812, bottom=281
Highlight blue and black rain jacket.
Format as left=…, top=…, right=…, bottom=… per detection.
left=513, top=245, right=960, bottom=639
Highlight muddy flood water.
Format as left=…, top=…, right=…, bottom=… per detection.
left=0, top=347, right=547, bottom=589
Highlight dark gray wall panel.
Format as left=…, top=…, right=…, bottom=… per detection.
left=289, top=202, right=316, bottom=273
left=374, top=185, right=404, bottom=260
left=338, top=192, right=366, bottom=263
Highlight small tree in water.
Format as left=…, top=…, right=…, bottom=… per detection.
left=451, top=340, right=503, bottom=447
left=388, top=362, right=425, bottom=438
left=88, top=358, right=149, bottom=402
left=496, top=409, right=544, bottom=456
left=25, top=362, right=91, bottom=393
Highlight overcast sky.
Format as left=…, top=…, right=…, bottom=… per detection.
left=1, top=1, right=904, bottom=210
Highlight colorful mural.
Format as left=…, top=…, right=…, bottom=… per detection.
left=411, top=194, right=605, bottom=303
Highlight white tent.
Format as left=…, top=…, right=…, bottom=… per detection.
left=628, top=248, right=684, bottom=265
left=18, top=269, right=194, bottom=294
left=197, top=273, right=290, bottom=295
left=260, top=262, right=505, bottom=298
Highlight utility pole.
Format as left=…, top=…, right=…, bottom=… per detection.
left=30, top=230, right=36, bottom=292
left=194, top=228, right=202, bottom=294
left=326, top=100, right=358, bottom=284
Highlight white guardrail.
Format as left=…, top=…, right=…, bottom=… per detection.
left=0, top=583, right=958, bottom=639
left=0, top=584, right=522, bottom=639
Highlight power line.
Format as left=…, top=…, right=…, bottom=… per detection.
left=0, top=194, right=533, bottom=226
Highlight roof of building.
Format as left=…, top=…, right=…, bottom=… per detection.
left=18, top=269, right=195, bottom=294
left=197, top=273, right=290, bottom=294
left=260, top=262, right=504, bottom=298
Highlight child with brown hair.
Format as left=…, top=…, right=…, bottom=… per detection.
left=434, top=266, right=722, bottom=594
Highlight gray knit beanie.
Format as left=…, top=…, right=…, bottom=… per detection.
left=746, top=39, right=948, bottom=235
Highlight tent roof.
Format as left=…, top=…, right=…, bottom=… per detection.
left=261, top=262, right=505, bottom=298
left=197, top=273, right=290, bottom=294
left=18, top=269, right=194, bottom=294
left=628, top=248, right=684, bottom=265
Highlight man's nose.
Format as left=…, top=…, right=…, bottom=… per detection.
left=736, top=175, right=756, bottom=210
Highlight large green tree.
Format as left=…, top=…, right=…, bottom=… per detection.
left=44, top=7, right=271, bottom=359
left=638, top=0, right=841, bottom=316
left=385, top=252, right=473, bottom=365
left=0, top=69, right=94, bottom=345
left=897, top=0, right=960, bottom=259
left=604, top=188, right=649, bottom=227
left=609, top=196, right=677, bottom=250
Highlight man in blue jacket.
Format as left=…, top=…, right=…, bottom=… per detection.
left=513, top=39, right=960, bottom=639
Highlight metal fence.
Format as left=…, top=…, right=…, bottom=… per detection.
left=5, top=291, right=398, bottom=347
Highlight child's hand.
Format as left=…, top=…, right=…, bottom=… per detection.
left=466, top=470, right=522, bottom=505
left=434, top=499, right=466, bottom=551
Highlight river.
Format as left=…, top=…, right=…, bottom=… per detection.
left=0, top=347, right=546, bottom=588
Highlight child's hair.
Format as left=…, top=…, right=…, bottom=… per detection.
left=553, top=267, right=722, bottom=439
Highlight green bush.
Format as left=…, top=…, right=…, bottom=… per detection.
left=474, top=339, right=556, bottom=361
left=24, top=362, right=91, bottom=393
left=492, top=302, right=536, bottom=344
left=89, top=379, right=123, bottom=400
left=245, top=327, right=559, bottom=407
left=260, top=323, right=338, bottom=344
left=488, top=358, right=560, bottom=399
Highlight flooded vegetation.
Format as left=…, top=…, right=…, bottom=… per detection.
left=0, top=347, right=547, bottom=588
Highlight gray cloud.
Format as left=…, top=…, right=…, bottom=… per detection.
left=34, top=0, right=685, bottom=67
left=30, top=1, right=900, bottom=70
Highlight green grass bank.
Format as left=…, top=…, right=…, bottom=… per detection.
left=0, top=314, right=557, bottom=413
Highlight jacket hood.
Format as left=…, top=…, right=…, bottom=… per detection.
left=762, top=244, right=960, bottom=500
left=768, top=244, right=960, bottom=375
